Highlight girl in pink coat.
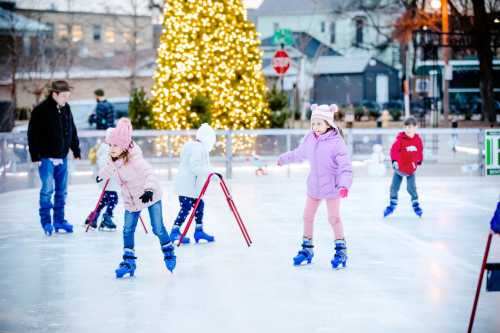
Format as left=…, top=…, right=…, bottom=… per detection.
left=98, top=118, right=176, bottom=277
left=278, top=104, right=353, bottom=269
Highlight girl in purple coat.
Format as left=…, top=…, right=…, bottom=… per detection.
left=278, top=104, right=353, bottom=269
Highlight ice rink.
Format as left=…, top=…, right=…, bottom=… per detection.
left=0, top=169, right=499, bottom=332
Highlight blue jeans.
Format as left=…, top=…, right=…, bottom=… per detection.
left=174, top=196, right=204, bottom=228
left=390, top=171, right=418, bottom=203
left=38, top=158, right=68, bottom=226
left=123, top=201, right=170, bottom=250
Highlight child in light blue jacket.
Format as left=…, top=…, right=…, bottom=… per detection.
left=171, top=123, right=216, bottom=244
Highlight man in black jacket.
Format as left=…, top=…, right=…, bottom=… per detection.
left=28, top=80, right=81, bottom=236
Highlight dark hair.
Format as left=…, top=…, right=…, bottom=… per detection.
left=94, top=89, right=105, bottom=97
left=111, top=150, right=130, bottom=164
left=404, top=116, right=417, bottom=126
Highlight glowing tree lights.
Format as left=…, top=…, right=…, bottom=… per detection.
left=151, top=0, right=270, bottom=130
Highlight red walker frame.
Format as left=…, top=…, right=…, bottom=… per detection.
left=178, top=172, right=252, bottom=247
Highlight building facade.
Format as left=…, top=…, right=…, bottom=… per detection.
left=253, top=0, right=403, bottom=69
left=16, top=8, right=154, bottom=59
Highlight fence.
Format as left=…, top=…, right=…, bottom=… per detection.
left=0, top=128, right=486, bottom=193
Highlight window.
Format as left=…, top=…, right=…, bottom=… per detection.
left=135, top=31, right=143, bottom=45
left=46, top=22, right=54, bottom=39
left=72, top=24, right=83, bottom=42
left=123, top=30, right=141, bottom=45
left=57, top=23, right=69, bottom=39
left=273, top=22, right=279, bottom=33
left=354, top=17, right=365, bottom=45
left=105, top=26, right=115, bottom=43
left=93, top=25, right=101, bottom=41
left=329, top=22, right=336, bottom=44
left=320, top=21, right=325, bottom=33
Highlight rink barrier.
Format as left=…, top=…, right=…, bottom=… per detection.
left=0, top=128, right=487, bottom=192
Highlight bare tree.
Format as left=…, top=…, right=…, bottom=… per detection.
left=1, top=9, right=21, bottom=131
left=470, top=0, right=497, bottom=124
left=115, top=0, right=152, bottom=93
left=445, top=0, right=499, bottom=124
left=18, top=12, right=67, bottom=105
left=61, top=0, right=77, bottom=79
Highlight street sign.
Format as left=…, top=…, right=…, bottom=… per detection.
left=272, top=50, right=291, bottom=75
left=486, top=129, right=500, bottom=176
left=273, top=28, right=294, bottom=46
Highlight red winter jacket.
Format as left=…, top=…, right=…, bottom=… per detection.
left=390, top=132, right=423, bottom=175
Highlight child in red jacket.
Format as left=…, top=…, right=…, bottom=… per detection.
left=384, top=116, right=424, bottom=218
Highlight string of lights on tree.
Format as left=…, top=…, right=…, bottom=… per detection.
left=150, top=0, right=271, bottom=131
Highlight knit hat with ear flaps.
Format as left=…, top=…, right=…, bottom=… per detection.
left=106, top=118, right=133, bottom=150
left=310, top=104, right=338, bottom=129
left=196, top=123, right=216, bottom=152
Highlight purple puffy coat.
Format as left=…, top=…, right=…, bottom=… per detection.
left=278, top=130, right=353, bottom=199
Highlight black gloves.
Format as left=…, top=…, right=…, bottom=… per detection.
left=139, top=191, right=154, bottom=203
left=96, top=176, right=103, bottom=183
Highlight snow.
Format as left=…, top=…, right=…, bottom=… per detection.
left=0, top=171, right=499, bottom=332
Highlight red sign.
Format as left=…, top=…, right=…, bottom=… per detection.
left=272, top=50, right=291, bottom=75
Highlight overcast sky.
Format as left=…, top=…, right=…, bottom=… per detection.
left=14, top=0, right=264, bottom=14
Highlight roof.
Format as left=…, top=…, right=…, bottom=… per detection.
left=14, top=0, right=152, bottom=16
left=253, top=0, right=356, bottom=16
left=261, top=31, right=341, bottom=58
left=314, top=56, right=373, bottom=74
left=0, top=8, right=49, bottom=33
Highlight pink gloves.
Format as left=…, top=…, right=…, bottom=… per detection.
left=339, top=188, right=348, bottom=198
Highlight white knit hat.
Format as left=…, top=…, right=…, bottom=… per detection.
left=310, top=104, right=338, bottom=129
left=196, top=123, right=216, bottom=152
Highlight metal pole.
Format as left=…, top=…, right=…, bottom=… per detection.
left=442, top=0, right=450, bottom=126
left=225, top=130, right=233, bottom=179
left=280, top=42, right=285, bottom=92
left=478, top=129, right=485, bottom=177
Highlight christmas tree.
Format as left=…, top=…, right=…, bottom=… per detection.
left=151, top=0, right=270, bottom=130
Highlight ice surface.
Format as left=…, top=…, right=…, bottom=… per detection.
left=0, top=172, right=499, bottom=332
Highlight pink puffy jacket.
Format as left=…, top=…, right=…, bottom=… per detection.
left=98, top=143, right=162, bottom=212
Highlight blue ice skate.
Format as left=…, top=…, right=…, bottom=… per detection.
left=53, top=220, right=73, bottom=233
left=43, top=223, right=53, bottom=236
left=115, top=249, right=136, bottom=278
left=293, top=239, right=314, bottom=266
left=331, top=239, right=347, bottom=269
left=383, top=200, right=397, bottom=218
left=412, top=201, right=423, bottom=218
left=194, top=227, right=215, bottom=243
left=170, top=227, right=190, bottom=244
left=162, top=243, right=176, bottom=273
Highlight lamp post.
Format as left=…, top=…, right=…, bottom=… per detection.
left=431, top=0, right=450, bottom=126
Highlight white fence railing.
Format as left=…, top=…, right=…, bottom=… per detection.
left=0, top=128, right=487, bottom=192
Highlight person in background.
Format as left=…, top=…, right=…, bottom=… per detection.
left=94, top=89, right=115, bottom=130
